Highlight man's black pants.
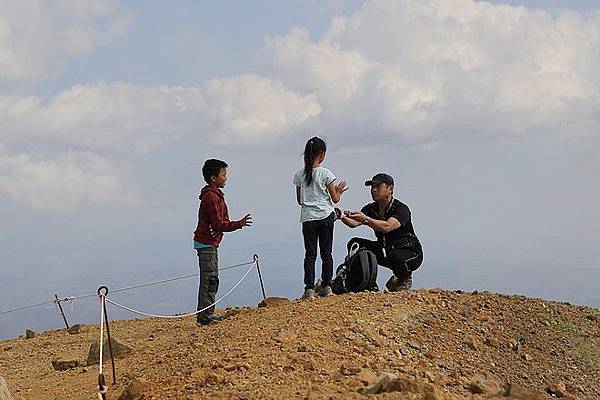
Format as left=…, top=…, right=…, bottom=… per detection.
left=302, top=212, right=335, bottom=290
left=346, top=237, right=422, bottom=280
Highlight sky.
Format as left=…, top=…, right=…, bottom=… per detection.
left=1, top=0, right=599, bottom=339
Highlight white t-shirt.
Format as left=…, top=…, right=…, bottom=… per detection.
left=293, top=166, right=337, bottom=223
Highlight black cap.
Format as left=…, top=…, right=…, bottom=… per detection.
left=365, top=173, right=394, bottom=186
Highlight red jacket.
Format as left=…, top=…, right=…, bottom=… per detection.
left=193, top=185, right=242, bottom=247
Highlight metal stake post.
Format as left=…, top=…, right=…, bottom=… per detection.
left=54, top=294, right=70, bottom=329
left=98, top=286, right=117, bottom=384
left=253, top=254, right=267, bottom=301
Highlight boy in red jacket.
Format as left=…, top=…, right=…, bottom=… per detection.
left=193, top=159, right=252, bottom=326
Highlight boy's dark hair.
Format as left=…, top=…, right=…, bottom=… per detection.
left=303, top=136, right=327, bottom=186
left=202, top=159, right=228, bottom=184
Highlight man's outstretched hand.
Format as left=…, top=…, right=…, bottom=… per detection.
left=240, top=214, right=253, bottom=227
left=348, top=211, right=368, bottom=223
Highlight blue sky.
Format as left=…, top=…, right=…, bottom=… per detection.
left=1, top=0, right=599, bottom=339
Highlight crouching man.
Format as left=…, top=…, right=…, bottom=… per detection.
left=339, top=173, right=423, bottom=291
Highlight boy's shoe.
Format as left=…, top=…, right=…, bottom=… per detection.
left=318, top=285, right=333, bottom=297
left=385, top=274, right=412, bottom=292
left=301, top=288, right=315, bottom=300
left=196, top=315, right=223, bottom=326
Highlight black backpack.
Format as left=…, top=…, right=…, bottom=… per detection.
left=332, top=248, right=378, bottom=294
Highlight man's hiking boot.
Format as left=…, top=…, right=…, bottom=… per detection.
left=196, top=315, right=223, bottom=326
left=385, top=274, right=412, bottom=292
left=301, top=288, right=315, bottom=300
left=318, top=285, right=333, bottom=297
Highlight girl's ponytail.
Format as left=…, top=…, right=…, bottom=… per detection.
left=303, top=136, right=327, bottom=186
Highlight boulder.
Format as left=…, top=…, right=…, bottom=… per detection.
left=385, top=377, right=442, bottom=400
left=87, top=336, right=135, bottom=365
left=546, top=381, right=569, bottom=398
left=52, top=359, right=79, bottom=371
left=25, top=330, right=35, bottom=339
left=0, top=376, right=13, bottom=400
left=359, top=372, right=396, bottom=394
left=117, top=378, right=151, bottom=400
left=469, top=374, right=501, bottom=395
left=68, top=324, right=90, bottom=335
left=258, top=297, right=290, bottom=308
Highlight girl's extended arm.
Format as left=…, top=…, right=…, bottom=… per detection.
left=327, top=180, right=348, bottom=204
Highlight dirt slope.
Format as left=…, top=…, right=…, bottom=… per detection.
left=1, top=289, right=599, bottom=399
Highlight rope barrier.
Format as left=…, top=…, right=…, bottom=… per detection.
left=105, top=260, right=256, bottom=319
left=0, top=258, right=256, bottom=316
left=0, top=300, right=57, bottom=315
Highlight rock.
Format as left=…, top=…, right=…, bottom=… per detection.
left=546, top=381, right=569, bottom=398
left=51, top=359, right=79, bottom=371
left=0, top=376, right=14, bottom=400
left=87, top=336, right=135, bottom=365
left=474, top=313, right=492, bottom=322
left=505, top=384, right=548, bottom=400
left=485, top=337, right=499, bottom=348
left=463, top=337, right=478, bottom=351
left=191, top=368, right=224, bottom=385
left=117, top=378, right=151, bottom=400
left=191, top=368, right=209, bottom=381
left=359, top=372, right=396, bottom=394
left=469, top=374, right=501, bottom=395
left=358, top=373, right=441, bottom=399
left=68, top=324, right=90, bottom=335
left=522, top=353, right=533, bottom=361
left=274, top=325, right=298, bottom=343
left=258, top=297, right=290, bottom=307
left=25, top=330, right=35, bottom=339
left=339, top=364, right=361, bottom=376
left=222, top=308, right=243, bottom=319
left=384, top=377, right=442, bottom=400
left=586, top=314, right=599, bottom=322
left=355, top=370, right=378, bottom=385
left=509, top=339, right=521, bottom=352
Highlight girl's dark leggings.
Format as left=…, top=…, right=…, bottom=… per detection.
left=302, top=212, right=335, bottom=289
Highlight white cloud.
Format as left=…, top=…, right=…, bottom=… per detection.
left=0, top=0, right=133, bottom=80
left=0, top=76, right=321, bottom=152
left=202, top=74, right=321, bottom=145
left=259, top=0, right=600, bottom=144
left=0, top=145, right=139, bottom=212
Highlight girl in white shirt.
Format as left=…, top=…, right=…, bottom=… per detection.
left=293, top=136, right=348, bottom=299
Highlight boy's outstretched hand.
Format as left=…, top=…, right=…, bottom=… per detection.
left=240, top=214, right=253, bottom=227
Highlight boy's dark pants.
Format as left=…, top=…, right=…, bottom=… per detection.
left=196, top=247, right=218, bottom=322
left=302, top=212, right=335, bottom=290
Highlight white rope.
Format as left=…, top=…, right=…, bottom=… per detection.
left=105, top=261, right=256, bottom=319
left=0, top=258, right=255, bottom=316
